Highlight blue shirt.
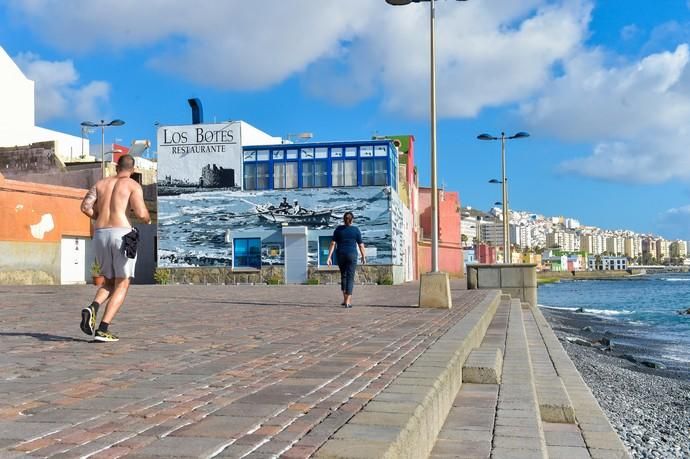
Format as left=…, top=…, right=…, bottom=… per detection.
left=333, top=225, right=362, bottom=255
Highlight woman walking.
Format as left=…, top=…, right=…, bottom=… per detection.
left=327, top=212, right=366, bottom=308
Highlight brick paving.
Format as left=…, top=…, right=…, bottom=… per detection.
left=0, top=282, right=489, bottom=458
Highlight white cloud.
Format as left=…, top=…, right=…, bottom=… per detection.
left=8, top=0, right=590, bottom=115
left=521, top=44, right=690, bottom=183
left=14, top=52, right=110, bottom=122
left=11, top=0, right=690, bottom=187
left=306, top=0, right=592, bottom=118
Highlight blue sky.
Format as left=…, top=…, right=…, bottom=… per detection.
left=2, top=0, right=690, bottom=239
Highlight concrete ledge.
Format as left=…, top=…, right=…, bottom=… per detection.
left=316, top=290, right=502, bottom=459
left=523, top=305, right=575, bottom=424
left=529, top=305, right=630, bottom=457
left=463, top=347, right=503, bottom=384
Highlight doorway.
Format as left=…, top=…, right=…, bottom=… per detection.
left=60, top=237, right=87, bottom=284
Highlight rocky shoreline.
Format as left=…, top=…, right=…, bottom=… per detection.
left=541, top=307, right=690, bottom=458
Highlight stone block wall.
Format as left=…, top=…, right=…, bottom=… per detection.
left=155, top=264, right=396, bottom=285
left=467, top=263, right=537, bottom=306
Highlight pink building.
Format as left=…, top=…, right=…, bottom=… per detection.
left=475, top=243, right=497, bottom=264
left=417, top=188, right=463, bottom=277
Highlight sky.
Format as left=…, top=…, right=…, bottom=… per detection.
left=2, top=0, right=690, bottom=240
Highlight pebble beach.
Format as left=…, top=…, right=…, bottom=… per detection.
left=542, top=307, right=690, bottom=458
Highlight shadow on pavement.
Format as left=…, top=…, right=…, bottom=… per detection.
left=206, top=300, right=418, bottom=309
left=0, top=332, right=91, bottom=343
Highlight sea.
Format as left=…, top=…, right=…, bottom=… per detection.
left=538, top=273, right=690, bottom=376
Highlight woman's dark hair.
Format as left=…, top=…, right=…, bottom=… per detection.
left=343, top=212, right=354, bottom=225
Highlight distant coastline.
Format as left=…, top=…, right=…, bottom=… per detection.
left=537, top=267, right=688, bottom=284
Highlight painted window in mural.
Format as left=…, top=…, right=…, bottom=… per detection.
left=274, top=162, right=285, bottom=189
left=362, top=158, right=388, bottom=186
left=332, top=159, right=358, bottom=187
left=302, top=160, right=328, bottom=188
left=319, top=236, right=337, bottom=266
left=360, top=145, right=374, bottom=157
left=302, top=161, right=314, bottom=188
left=257, top=163, right=270, bottom=190
left=244, top=162, right=256, bottom=190
left=286, top=162, right=298, bottom=188
left=234, top=238, right=261, bottom=269
left=245, top=159, right=271, bottom=190
left=375, top=158, right=388, bottom=185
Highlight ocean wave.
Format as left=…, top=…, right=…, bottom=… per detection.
left=538, top=304, right=633, bottom=316
left=662, top=278, right=690, bottom=282
left=660, top=353, right=690, bottom=364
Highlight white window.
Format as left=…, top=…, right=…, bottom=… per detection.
left=360, top=146, right=374, bottom=157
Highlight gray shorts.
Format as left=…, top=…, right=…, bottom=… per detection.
left=94, top=227, right=137, bottom=279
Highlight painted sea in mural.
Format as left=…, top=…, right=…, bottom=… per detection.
left=158, top=187, right=402, bottom=267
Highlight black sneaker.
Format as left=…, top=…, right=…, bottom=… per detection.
left=94, top=330, right=119, bottom=342
left=80, top=306, right=96, bottom=336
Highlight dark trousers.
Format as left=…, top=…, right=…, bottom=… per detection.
left=337, top=251, right=358, bottom=295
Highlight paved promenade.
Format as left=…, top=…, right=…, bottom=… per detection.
left=0, top=282, right=487, bottom=458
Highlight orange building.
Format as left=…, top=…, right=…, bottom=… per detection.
left=0, top=172, right=91, bottom=284
left=417, top=188, right=463, bottom=277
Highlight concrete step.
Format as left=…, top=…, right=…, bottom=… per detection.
left=482, top=296, right=510, bottom=352
left=462, top=300, right=509, bottom=384
left=491, top=298, right=547, bottom=458
left=429, top=383, right=498, bottom=458
left=315, top=289, right=503, bottom=459
left=523, top=304, right=576, bottom=424
left=462, top=347, right=503, bottom=384
left=530, top=305, right=631, bottom=458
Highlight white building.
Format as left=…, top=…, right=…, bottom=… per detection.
left=588, top=256, right=628, bottom=271
left=461, top=218, right=481, bottom=247
left=511, top=223, right=533, bottom=249
left=606, top=236, right=625, bottom=256
left=624, top=236, right=642, bottom=259
left=481, top=222, right=504, bottom=247
left=547, top=230, right=580, bottom=252
left=670, top=240, right=687, bottom=259
left=565, top=218, right=580, bottom=229
left=656, top=239, right=670, bottom=262
left=0, top=47, right=87, bottom=161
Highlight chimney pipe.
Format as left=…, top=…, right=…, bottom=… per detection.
left=188, top=98, right=204, bottom=124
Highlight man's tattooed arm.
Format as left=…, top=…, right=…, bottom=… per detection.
left=81, top=185, right=98, bottom=219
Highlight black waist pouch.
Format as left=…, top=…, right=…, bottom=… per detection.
left=122, top=228, right=140, bottom=259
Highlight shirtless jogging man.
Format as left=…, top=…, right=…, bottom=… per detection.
left=79, top=155, right=150, bottom=342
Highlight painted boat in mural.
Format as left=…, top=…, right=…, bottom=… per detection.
left=255, top=204, right=334, bottom=225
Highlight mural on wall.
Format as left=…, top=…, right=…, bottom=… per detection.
left=157, top=122, right=241, bottom=192
left=158, top=187, right=404, bottom=268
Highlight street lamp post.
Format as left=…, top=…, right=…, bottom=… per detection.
left=385, top=0, right=468, bottom=309
left=478, top=131, right=529, bottom=263
left=385, top=0, right=467, bottom=274
left=81, top=119, right=126, bottom=178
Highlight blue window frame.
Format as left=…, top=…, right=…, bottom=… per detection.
left=233, top=238, right=261, bottom=269
left=242, top=141, right=397, bottom=191
left=243, top=151, right=270, bottom=190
